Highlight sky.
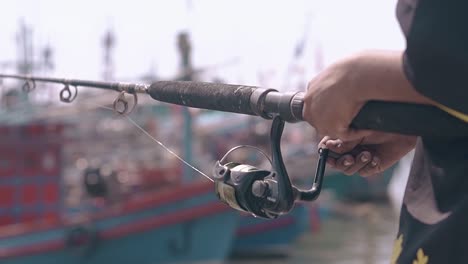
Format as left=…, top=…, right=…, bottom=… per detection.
left=1, top=0, right=405, bottom=90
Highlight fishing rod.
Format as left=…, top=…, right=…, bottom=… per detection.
left=1, top=73, right=468, bottom=219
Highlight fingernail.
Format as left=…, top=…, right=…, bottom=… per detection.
left=360, top=153, right=369, bottom=163
left=370, top=158, right=378, bottom=167
left=343, top=159, right=353, bottom=166
left=337, top=143, right=342, bottom=148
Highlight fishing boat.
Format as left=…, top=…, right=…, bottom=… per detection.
left=0, top=181, right=237, bottom=264
left=0, top=96, right=239, bottom=264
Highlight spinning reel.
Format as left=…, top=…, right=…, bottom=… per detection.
left=213, top=116, right=329, bottom=219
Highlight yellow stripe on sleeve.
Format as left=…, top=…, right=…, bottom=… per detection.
left=435, top=102, right=468, bottom=123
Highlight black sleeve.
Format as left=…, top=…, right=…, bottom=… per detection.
left=402, top=0, right=468, bottom=114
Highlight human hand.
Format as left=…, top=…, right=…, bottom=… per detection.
left=302, top=50, right=433, bottom=141
left=302, top=53, right=372, bottom=141
left=319, top=133, right=417, bottom=177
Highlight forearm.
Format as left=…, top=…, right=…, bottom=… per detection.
left=348, top=50, right=437, bottom=106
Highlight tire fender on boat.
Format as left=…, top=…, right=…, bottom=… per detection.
left=65, top=225, right=99, bottom=258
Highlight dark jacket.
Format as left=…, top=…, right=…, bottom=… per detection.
left=395, top=0, right=468, bottom=263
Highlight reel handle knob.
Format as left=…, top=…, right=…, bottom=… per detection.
left=252, top=180, right=269, bottom=198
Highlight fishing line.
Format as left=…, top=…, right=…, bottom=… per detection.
left=125, top=115, right=213, bottom=182
left=85, top=101, right=213, bottom=182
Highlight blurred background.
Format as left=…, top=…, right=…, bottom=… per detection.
left=0, top=0, right=412, bottom=263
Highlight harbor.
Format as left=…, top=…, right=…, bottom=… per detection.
left=229, top=202, right=398, bottom=264
left=0, top=1, right=407, bottom=263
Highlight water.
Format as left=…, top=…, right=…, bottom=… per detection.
left=229, top=203, right=398, bottom=264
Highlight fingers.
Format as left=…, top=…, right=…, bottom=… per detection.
left=320, top=137, right=360, bottom=154
left=346, top=151, right=372, bottom=175
left=325, top=140, right=348, bottom=167
left=317, top=133, right=412, bottom=178
left=319, top=138, right=339, bottom=167
left=359, top=157, right=381, bottom=177
left=335, top=151, right=372, bottom=176
left=318, top=136, right=332, bottom=149
left=318, top=136, right=379, bottom=176
left=319, top=136, right=361, bottom=168
left=318, top=136, right=385, bottom=177
left=333, top=154, right=355, bottom=172
left=324, top=139, right=343, bottom=152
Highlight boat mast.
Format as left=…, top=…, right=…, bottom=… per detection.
left=102, top=28, right=116, bottom=81
left=178, top=31, right=194, bottom=182
left=180, top=0, right=195, bottom=182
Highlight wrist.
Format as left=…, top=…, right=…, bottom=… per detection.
left=347, top=50, right=436, bottom=105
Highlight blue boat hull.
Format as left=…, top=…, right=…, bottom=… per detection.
left=0, top=182, right=238, bottom=264
left=232, top=203, right=310, bottom=255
